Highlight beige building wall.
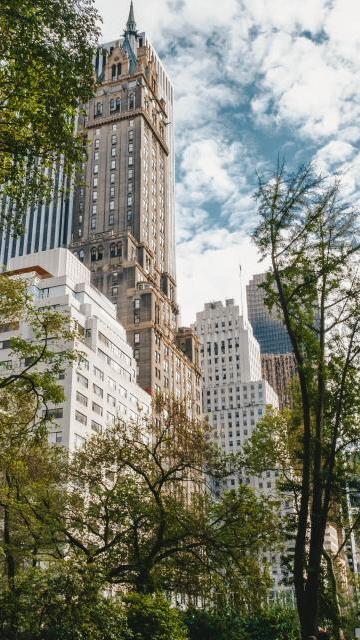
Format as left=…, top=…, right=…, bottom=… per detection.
left=70, top=9, right=202, bottom=416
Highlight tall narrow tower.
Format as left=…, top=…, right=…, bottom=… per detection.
left=71, top=4, right=201, bottom=412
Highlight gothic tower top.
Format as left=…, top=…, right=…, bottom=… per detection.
left=126, top=0, right=137, bottom=34
left=123, top=1, right=138, bottom=73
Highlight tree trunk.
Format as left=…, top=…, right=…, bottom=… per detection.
left=323, top=548, right=345, bottom=640
left=135, top=566, right=155, bottom=594
left=3, top=504, right=15, bottom=590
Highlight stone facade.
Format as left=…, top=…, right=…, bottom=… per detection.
left=193, top=300, right=294, bottom=591
left=5, top=248, right=151, bottom=451
left=70, top=7, right=202, bottom=416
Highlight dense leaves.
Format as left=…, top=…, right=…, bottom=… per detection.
left=252, top=161, right=360, bottom=639
left=56, top=396, right=279, bottom=605
left=0, top=0, right=100, bottom=232
left=184, top=604, right=300, bottom=640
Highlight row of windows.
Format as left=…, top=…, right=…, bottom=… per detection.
left=95, top=93, right=135, bottom=117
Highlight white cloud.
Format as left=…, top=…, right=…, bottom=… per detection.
left=95, top=0, right=360, bottom=321
left=176, top=228, right=269, bottom=325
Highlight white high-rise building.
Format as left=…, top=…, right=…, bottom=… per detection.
left=194, top=299, right=291, bottom=591
left=4, top=248, right=151, bottom=450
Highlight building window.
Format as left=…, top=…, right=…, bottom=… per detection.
left=91, top=247, right=97, bottom=261
left=129, top=119, right=134, bottom=127
left=111, top=134, right=117, bottom=144
left=93, top=383, right=103, bottom=398
left=44, top=407, right=63, bottom=419
left=112, top=286, right=118, bottom=296
left=98, top=245, right=103, bottom=260
left=128, top=156, right=133, bottom=166
left=76, top=372, right=88, bottom=388
left=76, top=391, right=88, bottom=407
left=111, top=64, right=116, bottom=80
left=111, top=160, right=116, bottom=170
left=92, top=204, right=97, bottom=214
left=94, top=139, right=100, bottom=149
left=109, top=213, right=114, bottom=225
left=93, top=177, right=98, bottom=187
left=95, top=102, right=102, bottom=116
left=110, top=186, right=115, bottom=197
left=74, top=433, right=86, bottom=449
left=128, top=93, right=135, bottom=109
left=92, top=401, right=103, bottom=416
left=94, top=164, right=99, bottom=174
left=109, top=200, right=115, bottom=210
left=92, top=191, right=97, bottom=201
left=91, top=216, right=96, bottom=230
left=91, top=420, right=102, bottom=433
left=111, top=147, right=116, bottom=157
left=110, top=98, right=116, bottom=111
left=94, top=151, right=99, bottom=160
left=79, top=249, right=84, bottom=262
left=75, top=410, right=87, bottom=425
left=134, top=333, right=140, bottom=344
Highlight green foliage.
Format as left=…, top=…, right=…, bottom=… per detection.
left=58, top=397, right=279, bottom=606
left=252, top=160, right=360, bottom=638
left=184, top=604, right=300, bottom=640
left=126, top=593, right=188, bottom=640
left=0, top=0, right=101, bottom=233
left=0, top=565, right=130, bottom=640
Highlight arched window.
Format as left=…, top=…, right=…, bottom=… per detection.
left=111, top=64, right=116, bottom=80
left=98, top=245, right=103, bottom=260
left=110, top=243, right=116, bottom=258
left=128, top=93, right=135, bottom=110
left=117, top=63, right=122, bottom=77
left=91, top=247, right=97, bottom=262
left=116, top=242, right=122, bottom=257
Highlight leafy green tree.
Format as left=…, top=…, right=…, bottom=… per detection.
left=52, top=396, right=279, bottom=608
left=0, top=564, right=130, bottom=640
left=0, top=0, right=100, bottom=233
left=126, top=592, right=188, bottom=640
left=252, top=161, right=360, bottom=639
left=0, top=275, right=76, bottom=636
left=184, top=604, right=300, bottom=640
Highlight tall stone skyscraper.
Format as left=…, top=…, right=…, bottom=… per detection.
left=70, top=4, right=202, bottom=411
left=193, top=300, right=292, bottom=592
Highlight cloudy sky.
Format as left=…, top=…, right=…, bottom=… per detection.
left=96, top=0, right=360, bottom=325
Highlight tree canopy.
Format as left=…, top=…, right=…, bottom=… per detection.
left=0, top=0, right=100, bottom=233
left=252, top=161, right=360, bottom=639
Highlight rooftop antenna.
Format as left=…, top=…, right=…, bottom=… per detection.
left=239, top=264, right=244, bottom=318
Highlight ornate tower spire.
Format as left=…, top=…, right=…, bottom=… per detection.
left=123, top=1, right=138, bottom=73
left=126, top=1, right=137, bottom=34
